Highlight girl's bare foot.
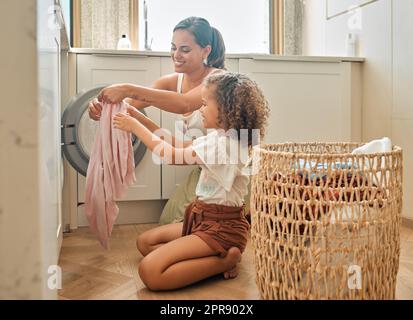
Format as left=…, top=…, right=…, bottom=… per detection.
left=223, top=247, right=242, bottom=279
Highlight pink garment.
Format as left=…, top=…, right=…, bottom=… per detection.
left=85, top=102, right=136, bottom=249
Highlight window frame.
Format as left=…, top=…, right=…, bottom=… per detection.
left=72, top=0, right=284, bottom=54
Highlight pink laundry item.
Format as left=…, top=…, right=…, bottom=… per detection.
left=85, top=102, right=136, bottom=249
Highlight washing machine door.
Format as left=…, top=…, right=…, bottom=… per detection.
left=61, top=86, right=147, bottom=176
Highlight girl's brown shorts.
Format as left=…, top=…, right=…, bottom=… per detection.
left=182, top=199, right=250, bottom=256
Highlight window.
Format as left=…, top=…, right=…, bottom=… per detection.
left=73, top=0, right=131, bottom=49
left=60, top=0, right=71, bottom=42
left=71, top=0, right=290, bottom=55
left=138, top=0, right=271, bottom=54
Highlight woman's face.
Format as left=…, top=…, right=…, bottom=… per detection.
left=200, top=85, right=220, bottom=129
left=170, top=29, right=211, bottom=73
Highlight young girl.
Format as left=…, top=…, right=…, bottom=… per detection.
left=113, top=71, right=269, bottom=291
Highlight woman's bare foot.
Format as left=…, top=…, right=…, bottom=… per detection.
left=223, top=247, right=242, bottom=279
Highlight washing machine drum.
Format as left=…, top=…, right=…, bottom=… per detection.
left=61, top=86, right=147, bottom=177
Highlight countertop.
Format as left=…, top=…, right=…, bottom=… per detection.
left=69, top=48, right=365, bottom=63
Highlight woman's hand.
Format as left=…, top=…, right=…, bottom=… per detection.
left=88, top=98, right=102, bottom=121
left=98, top=84, right=130, bottom=104
left=89, top=97, right=142, bottom=122
left=113, top=112, right=140, bottom=133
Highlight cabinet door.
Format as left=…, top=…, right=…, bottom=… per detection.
left=160, top=111, right=198, bottom=199
left=37, top=0, right=63, bottom=298
left=225, top=58, right=239, bottom=73
left=159, top=57, right=194, bottom=198
left=239, top=58, right=361, bottom=143
left=76, top=54, right=162, bottom=201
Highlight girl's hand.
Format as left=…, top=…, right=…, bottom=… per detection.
left=125, top=104, right=145, bottom=120
left=113, top=112, right=139, bottom=133
left=88, top=98, right=102, bottom=121
left=98, top=84, right=130, bottom=104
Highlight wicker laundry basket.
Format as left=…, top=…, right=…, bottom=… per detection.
left=250, top=142, right=403, bottom=300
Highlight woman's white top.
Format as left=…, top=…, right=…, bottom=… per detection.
left=177, top=73, right=207, bottom=140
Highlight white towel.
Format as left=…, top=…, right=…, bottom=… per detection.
left=351, top=137, right=392, bottom=188
left=352, top=137, right=392, bottom=155
left=329, top=137, right=393, bottom=225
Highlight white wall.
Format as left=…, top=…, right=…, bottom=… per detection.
left=0, top=0, right=60, bottom=299
left=302, top=0, right=413, bottom=221
left=302, top=0, right=326, bottom=55
left=0, top=0, right=43, bottom=298
left=392, top=0, right=413, bottom=222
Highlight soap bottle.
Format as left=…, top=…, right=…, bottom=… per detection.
left=345, top=33, right=356, bottom=57
left=117, top=34, right=131, bottom=50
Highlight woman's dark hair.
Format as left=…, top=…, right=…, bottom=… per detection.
left=173, top=17, right=226, bottom=69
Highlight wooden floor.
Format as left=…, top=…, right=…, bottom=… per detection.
left=58, top=223, right=413, bottom=300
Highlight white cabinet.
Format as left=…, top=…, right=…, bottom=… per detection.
left=159, top=115, right=198, bottom=199
left=160, top=58, right=240, bottom=199
left=76, top=54, right=162, bottom=201
left=159, top=57, right=193, bottom=199
left=239, top=58, right=362, bottom=143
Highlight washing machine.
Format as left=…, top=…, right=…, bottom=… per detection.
left=61, top=86, right=147, bottom=176
left=61, top=85, right=162, bottom=227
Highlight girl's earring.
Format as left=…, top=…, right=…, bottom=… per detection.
left=203, top=58, right=208, bottom=65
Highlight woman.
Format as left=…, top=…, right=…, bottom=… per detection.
left=89, top=17, right=234, bottom=226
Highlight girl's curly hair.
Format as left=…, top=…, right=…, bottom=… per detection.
left=204, top=71, right=270, bottom=146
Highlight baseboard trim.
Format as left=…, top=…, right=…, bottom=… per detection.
left=402, top=217, right=413, bottom=229
left=75, top=200, right=167, bottom=229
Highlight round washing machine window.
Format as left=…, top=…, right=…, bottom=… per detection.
left=77, top=110, right=99, bottom=157
left=61, top=86, right=147, bottom=177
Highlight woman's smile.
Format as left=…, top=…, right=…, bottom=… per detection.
left=173, top=60, right=185, bottom=67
